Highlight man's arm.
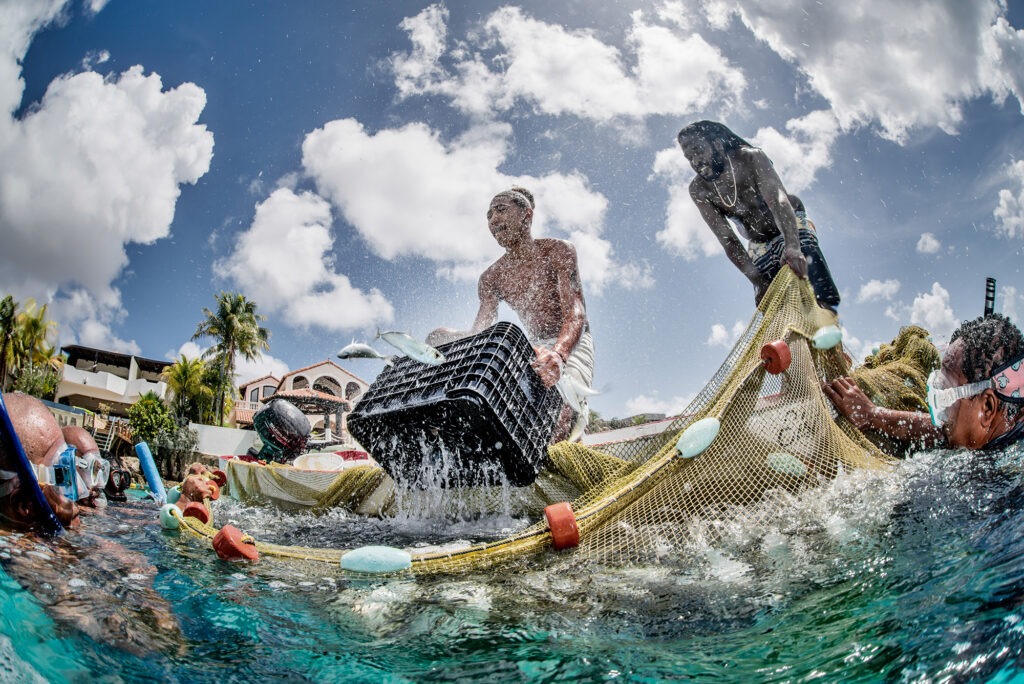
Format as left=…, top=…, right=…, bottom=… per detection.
left=824, top=377, right=946, bottom=448
left=533, top=241, right=586, bottom=388
left=690, top=180, right=771, bottom=299
left=748, top=150, right=807, bottom=278
left=471, top=269, right=500, bottom=334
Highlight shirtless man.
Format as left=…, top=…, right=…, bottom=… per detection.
left=429, top=187, right=594, bottom=442
left=677, top=120, right=840, bottom=310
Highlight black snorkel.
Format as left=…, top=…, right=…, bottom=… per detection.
left=0, top=393, right=64, bottom=536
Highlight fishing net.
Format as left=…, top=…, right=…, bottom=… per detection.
left=180, top=268, right=929, bottom=574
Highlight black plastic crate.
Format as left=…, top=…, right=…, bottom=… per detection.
left=347, top=322, right=562, bottom=487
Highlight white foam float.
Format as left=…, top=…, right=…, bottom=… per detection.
left=340, top=545, right=412, bottom=573
left=159, top=503, right=182, bottom=530
left=812, top=325, right=843, bottom=350
left=675, top=417, right=721, bottom=459
left=766, top=452, right=808, bottom=477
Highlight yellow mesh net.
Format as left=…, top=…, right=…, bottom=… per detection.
left=178, top=269, right=909, bottom=574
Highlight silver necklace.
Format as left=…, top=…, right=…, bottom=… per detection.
left=713, top=156, right=737, bottom=208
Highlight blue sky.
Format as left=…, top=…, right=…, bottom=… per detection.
left=1, top=0, right=1023, bottom=419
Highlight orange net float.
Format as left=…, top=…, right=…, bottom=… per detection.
left=760, top=339, right=792, bottom=375
left=212, top=525, right=259, bottom=561
left=182, top=501, right=210, bottom=525
left=206, top=481, right=220, bottom=501
left=544, top=502, right=579, bottom=551
left=209, top=469, right=227, bottom=489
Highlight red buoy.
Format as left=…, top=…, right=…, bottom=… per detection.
left=212, top=525, right=259, bottom=561
left=761, top=339, right=792, bottom=375
left=207, top=481, right=220, bottom=501
left=182, top=501, right=210, bottom=524
left=545, top=502, right=579, bottom=551
left=210, top=469, right=227, bottom=488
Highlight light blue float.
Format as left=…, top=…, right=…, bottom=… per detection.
left=166, top=486, right=181, bottom=505
left=766, top=452, right=808, bottom=477
left=134, top=442, right=167, bottom=504
left=339, top=545, right=413, bottom=573
left=812, top=325, right=843, bottom=350
left=159, top=503, right=182, bottom=530
left=675, top=417, right=720, bottom=459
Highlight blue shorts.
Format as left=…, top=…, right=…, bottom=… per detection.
left=748, top=224, right=841, bottom=310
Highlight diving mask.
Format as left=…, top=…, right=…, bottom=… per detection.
left=927, top=354, right=1024, bottom=427
left=1, top=442, right=79, bottom=501
left=75, top=450, right=110, bottom=494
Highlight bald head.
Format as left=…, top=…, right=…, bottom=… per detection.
left=63, top=426, right=98, bottom=456
left=3, top=393, right=63, bottom=465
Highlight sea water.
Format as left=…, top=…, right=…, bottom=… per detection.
left=3, top=445, right=1024, bottom=682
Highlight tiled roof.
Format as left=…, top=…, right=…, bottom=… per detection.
left=234, top=409, right=255, bottom=425
left=239, top=374, right=279, bottom=391
left=279, top=359, right=368, bottom=386
left=273, top=388, right=348, bottom=405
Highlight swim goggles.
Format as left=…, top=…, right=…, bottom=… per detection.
left=0, top=442, right=78, bottom=501
left=927, top=354, right=1024, bottom=427
left=75, top=450, right=110, bottom=495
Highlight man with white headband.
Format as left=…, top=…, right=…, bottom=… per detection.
left=429, top=186, right=594, bottom=442
left=825, top=314, right=1024, bottom=452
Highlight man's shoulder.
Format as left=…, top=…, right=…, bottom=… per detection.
left=537, top=237, right=574, bottom=251
left=689, top=175, right=712, bottom=199
left=733, top=146, right=773, bottom=175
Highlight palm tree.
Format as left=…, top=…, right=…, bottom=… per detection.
left=13, top=298, right=57, bottom=373
left=192, top=292, right=270, bottom=425
left=0, top=295, right=16, bottom=391
left=161, top=355, right=214, bottom=424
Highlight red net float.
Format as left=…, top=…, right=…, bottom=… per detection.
left=544, top=502, right=579, bottom=551
left=207, top=481, right=220, bottom=501
left=210, top=469, right=227, bottom=488
left=182, top=501, right=210, bottom=525
left=212, top=525, right=259, bottom=561
left=760, top=339, right=792, bottom=375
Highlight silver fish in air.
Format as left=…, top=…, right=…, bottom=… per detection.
left=376, top=329, right=445, bottom=365
left=337, top=341, right=394, bottom=366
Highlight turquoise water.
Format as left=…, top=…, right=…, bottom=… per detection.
left=3, top=447, right=1024, bottom=682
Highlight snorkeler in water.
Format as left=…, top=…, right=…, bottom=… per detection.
left=677, top=120, right=841, bottom=311
left=826, top=314, right=1024, bottom=452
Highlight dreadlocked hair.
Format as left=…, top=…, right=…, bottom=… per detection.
left=950, top=313, right=1024, bottom=419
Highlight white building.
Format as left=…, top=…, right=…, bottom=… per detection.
left=231, top=360, right=369, bottom=446
left=56, top=345, right=169, bottom=417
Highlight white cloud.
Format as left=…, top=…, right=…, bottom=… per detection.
left=910, top=282, right=957, bottom=342
left=917, top=232, right=942, bottom=254
left=0, top=2, right=214, bottom=353
left=993, top=159, right=1024, bottom=239
left=302, top=118, right=643, bottom=294
left=651, top=146, right=724, bottom=260
left=706, top=320, right=745, bottom=348
left=1001, top=285, right=1021, bottom=326
left=47, top=288, right=140, bottom=356
left=856, top=279, right=901, bottom=304
left=841, top=328, right=883, bottom=367
left=216, top=188, right=395, bottom=332
left=716, top=0, right=1024, bottom=142
left=390, top=4, right=746, bottom=121
left=625, top=392, right=695, bottom=417
left=750, top=110, right=840, bottom=193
